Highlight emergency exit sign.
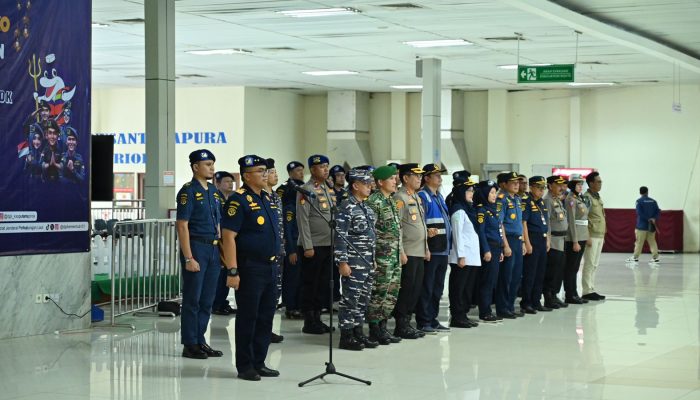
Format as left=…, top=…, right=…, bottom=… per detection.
left=518, top=64, right=575, bottom=83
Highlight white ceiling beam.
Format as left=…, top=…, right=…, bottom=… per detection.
left=500, top=0, right=700, bottom=75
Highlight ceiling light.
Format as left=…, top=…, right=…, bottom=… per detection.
left=92, top=22, right=109, bottom=28
left=186, top=49, right=251, bottom=55
left=303, top=70, right=358, bottom=76
left=390, top=85, right=422, bottom=90
left=567, top=82, right=615, bottom=87
left=498, top=63, right=552, bottom=70
left=403, top=39, right=472, bottom=48
left=278, top=8, right=360, bottom=18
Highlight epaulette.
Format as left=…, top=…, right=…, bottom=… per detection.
left=183, top=182, right=191, bottom=187
left=236, top=187, right=246, bottom=194
left=497, top=193, right=505, bottom=199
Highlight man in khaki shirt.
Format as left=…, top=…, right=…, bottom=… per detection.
left=582, top=172, right=606, bottom=301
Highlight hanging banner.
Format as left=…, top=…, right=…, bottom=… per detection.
left=0, top=0, right=91, bottom=255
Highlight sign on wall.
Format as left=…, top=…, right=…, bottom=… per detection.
left=518, top=64, right=575, bottom=83
left=0, top=1, right=91, bottom=255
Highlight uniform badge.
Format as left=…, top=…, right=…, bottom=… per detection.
left=179, top=194, right=187, bottom=205
left=286, top=211, right=293, bottom=222
left=227, top=205, right=237, bottom=216
left=411, top=214, right=417, bottom=221
left=246, top=195, right=253, bottom=202
left=300, top=198, right=306, bottom=205
left=257, top=216, right=265, bottom=225
left=559, top=212, right=564, bottom=220
left=510, top=213, right=516, bottom=220
left=477, top=214, right=484, bottom=224
left=396, top=200, right=404, bottom=209
left=322, top=203, right=328, bottom=209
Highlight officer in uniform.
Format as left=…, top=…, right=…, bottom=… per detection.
left=564, top=174, right=590, bottom=304
left=335, top=168, right=379, bottom=351
left=393, top=163, right=428, bottom=339
left=366, top=165, right=403, bottom=345
left=61, top=129, right=85, bottom=183
left=329, top=165, right=349, bottom=206
left=279, top=161, right=305, bottom=319
left=40, top=120, right=64, bottom=182
left=520, top=176, right=551, bottom=313
left=445, top=170, right=471, bottom=206
left=176, top=149, right=223, bottom=360
left=24, top=131, right=44, bottom=180
left=543, top=175, right=569, bottom=309
left=265, top=158, right=285, bottom=343
left=212, top=171, right=237, bottom=316
left=517, top=174, right=528, bottom=198
left=495, top=172, right=524, bottom=319
left=220, top=155, right=281, bottom=381
left=387, top=162, right=401, bottom=188
left=297, top=154, right=337, bottom=334
left=475, top=180, right=505, bottom=322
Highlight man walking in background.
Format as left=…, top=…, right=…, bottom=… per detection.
left=627, top=186, right=661, bottom=265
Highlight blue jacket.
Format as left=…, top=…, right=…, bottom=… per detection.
left=636, top=195, right=660, bottom=230
left=476, top=203, right=503, bottom=254
left=418, top=187, right=452, bottom=255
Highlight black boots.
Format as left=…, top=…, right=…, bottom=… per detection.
left=379, top=319, right=402, bottom=343
left=369, top=322, right=391, bottom=345
left=302, top=311, right=325, bottom=334
left=339, top=329, right=364, bottom=351
left=394, top=316, right=421, bottom=339
left=353, top=326, right=379, bottom=348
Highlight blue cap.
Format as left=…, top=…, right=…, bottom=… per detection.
left=287, top=161, right=303, bottom=172
left=189, top=149, right=216, bottom=164
left=238, top=155, right=266, bottom=170
left=330, top=165, right=345, bottom=176
left=215, top=171, right=234, bottom=182
left=308, top=154, right=329, bottom=167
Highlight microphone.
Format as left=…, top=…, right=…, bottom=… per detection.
left=290, top=182, right=316, bottom=199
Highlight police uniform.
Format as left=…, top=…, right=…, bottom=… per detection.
left=221, top=155, right=281, bottom=379
left=474, top=180, right=504, bottom=322
left=212, top=171, right=236, bottom=315
left=176, top=149, right=222, bottom=359
left=520, top=176, right=550, bottom=312
left=366, top=165, right=403, bottom=344
left=392, top=163, right=429, bottom=339
left=495, top=172, right=524, bottom=317
left=278, top=162, right=304, bottom=317
left=297, top=154, right=337, bottom=334
left=24, top=132, right=44, bottom=180
left=543, top=175, right=569, bottom=309
left=335, top=169, right=378, bottom=350
left=60, top=129, right=85, bottom=183
left=564, top=174, right=590, bottom=304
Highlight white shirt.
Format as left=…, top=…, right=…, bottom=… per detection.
left=448, top=209, right=481, bottom=266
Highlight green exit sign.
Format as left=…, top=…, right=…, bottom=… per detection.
left=518, top=64, right=575, bottom=83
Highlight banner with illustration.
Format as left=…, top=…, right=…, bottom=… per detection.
left=0, top=1, right=91, bottom=255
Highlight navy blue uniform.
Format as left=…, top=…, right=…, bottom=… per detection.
left=221, top=185, right=281, bottom=374
left=520, top=194, right=549, bottom=309
left=278, top=179, right=303, bottom=312
left=61, top=150, right=86, bottom=183
left=476, top=204, right=503, bottom=318
left=176, top=179, right=221, bottom=346
left=496, top=191, right=523, bottom=315
left=212, top=189, right=233, bottom=313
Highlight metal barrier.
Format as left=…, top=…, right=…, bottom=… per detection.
left=108, top=219, right=180, bottom=328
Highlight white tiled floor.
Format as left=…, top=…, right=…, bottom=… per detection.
left=1, top=253, right=698, bottom=400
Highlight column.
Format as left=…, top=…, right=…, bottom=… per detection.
left=421, top=58, right=442, bottom=165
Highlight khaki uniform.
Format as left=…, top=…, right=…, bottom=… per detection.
left=296, top=180, right=336, bottom=249
left=544, top=192, right=568, bottom=252
left=582, top=190, right=606, bottom=295
left=394, top=187, right=428, bottom=257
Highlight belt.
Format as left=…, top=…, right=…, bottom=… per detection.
left=243, top=255, right=278, bottom=263
left=528, top=232, right=548, bottom=238
left=190, top=237, right=219, bottom=245
left=574, top=220, right=589, bottom=226
left=551, top=231, right=567, bottom=237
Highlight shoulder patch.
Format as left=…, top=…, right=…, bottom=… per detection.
left=497, top=193, right=505, bottom=199
left=179, top=193, right=188, bottom=205
left=477, top=214, right=484, bottom=224
left=183, top=182, right=191, bottom=187
left=396, top=200, right=405, bottom=209
left=236, top=188, right=245, bottom=194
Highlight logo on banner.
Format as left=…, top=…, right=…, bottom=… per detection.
left=0, top=89, right=12, bottom=104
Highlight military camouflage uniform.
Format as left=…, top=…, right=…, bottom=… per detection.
left=335, top=195, right=376, bottom=330
left=366, top=191, right=403, bottom=323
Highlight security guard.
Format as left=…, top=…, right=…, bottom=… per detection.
left=335, top=168, right=378, bottom=351
left=366, top=165, right=403, bottom=345
left=212, top=171, right=236, bottom=316
left=279, top=161, right=304, bottom=319
left=543, top=175, right=569, bottom=309
left=564, top=174, right=590, bottom=304
left=297, top=154, right=337, bottom=334
left=220, top=155, right=281, bottom=381
left=61, top=129, right=85, bottom=183
left=475, top=180, right=504, bottom=322
left=330, top=165, right=349, bottom=207
left=495, top=172, right=524, bottom=319
left=176, top=149, right=223, bottom=360
left=393, top=163, right=428, bottom=339
left=520, top=176, right=551, bottom=313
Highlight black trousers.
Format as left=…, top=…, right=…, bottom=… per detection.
left=520, top=234, right=548, bottom=308
left=394, top=256, right=425, bottom=319
left=545, top=248, right=565, bottom=296
left=300, top=246, right=331, bottom=312
left=448, top=263, right=478, bottom=319
left=564, top=241, right=587, bottom=299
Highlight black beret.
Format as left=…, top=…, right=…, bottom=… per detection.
left=189, top=149, right=216, bottom=164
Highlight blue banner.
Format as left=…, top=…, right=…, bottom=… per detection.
left=0, top=1, right=91, bottom=255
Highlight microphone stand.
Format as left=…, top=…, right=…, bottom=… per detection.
left=298, top=190, right=372, bottom=387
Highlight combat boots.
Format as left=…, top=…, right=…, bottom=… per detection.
left=302, top=311, right=325, bottom=334
left=407, top=314, right=425, bottom=337
left=380, top=319, right=402, bottom=343
left=353, top=326, right=379, bottom=348
left=339, top=329, right=364, bottom=351
left=315, top=311, right=333, bottom=332
left=368, top=322, right=391, bottom=345
left=394, top=316, right=421, bottom=339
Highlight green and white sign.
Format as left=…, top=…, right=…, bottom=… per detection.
left=518, top=64, right=575, bottom=83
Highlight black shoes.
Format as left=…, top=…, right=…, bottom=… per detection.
left=339, top=329, right=365, bottom=351
left=533, top=304, right=553, bottom=312
left=582, top=292, right=606, bottom=301
left=369, top=323, right=391, bottom=345
left=354, top=326, right=379, bottom=348
left=270, top=332, right=284, bottom=343
left=380, top=320, right=402, bottom=343
left=497, top=312, right=517, bottom=319
left=449, top=317, right=477, bottom=328
left=565, top=296, right=588, bottom=304
left=256, top=366, right=280, bottom=377
left=521, top=306, right=537, bottom=315
left=480, top=314, right=500, bottom=323
left=394, top=317, right=422, bottom=339
left=182, top=344, right=208, bottom=359
left=238, top=369, right=261, bottom=381
left=285, top=309, right=303, bottom=319
left=200, top=343, right=223, bottom=357
left=212, top=305, right=236, bottom=315
left=302, top=311, right=326, bottom=334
